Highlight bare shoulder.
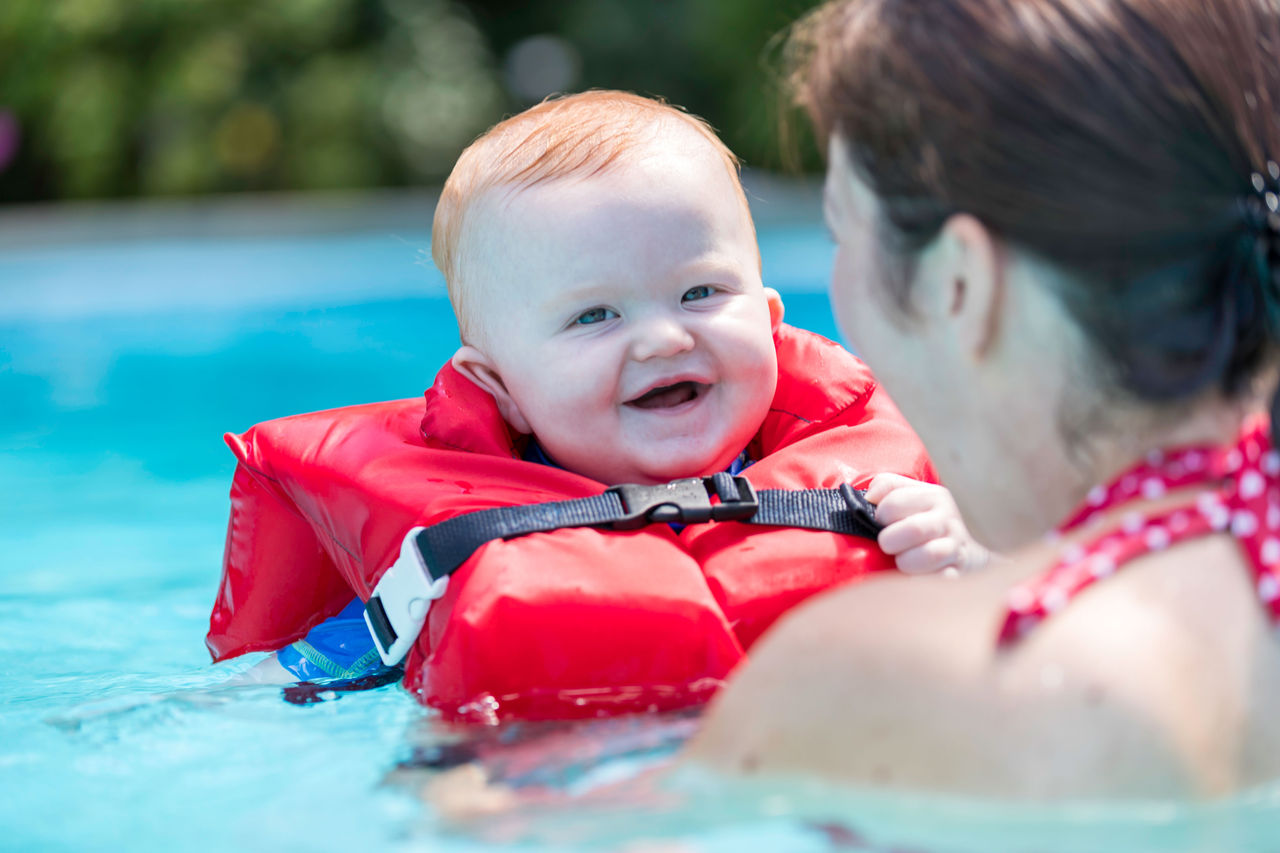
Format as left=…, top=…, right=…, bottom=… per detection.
left=686, top=537, right=1280, bottom=797
left=686, top=568, right=1034, bottom=791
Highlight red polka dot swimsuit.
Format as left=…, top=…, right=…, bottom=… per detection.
left=997, top=416, right=1280, bottom=646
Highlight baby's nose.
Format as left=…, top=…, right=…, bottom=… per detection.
left=630, top=315, right=696, bottom=361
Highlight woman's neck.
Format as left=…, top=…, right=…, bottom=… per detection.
left=968, top=258, right=1271, bottom=550
left=997, top=392, right=1256, bottom=549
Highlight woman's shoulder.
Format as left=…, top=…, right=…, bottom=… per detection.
left=686, top=536, right=1280, bottom=797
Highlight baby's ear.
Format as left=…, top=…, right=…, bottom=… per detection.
left=764, top=287, right=785, bottom=334
left=450, top=346, right=533, bottom=434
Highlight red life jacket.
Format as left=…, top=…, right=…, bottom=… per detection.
left=206, top=325, right=935, bottom=721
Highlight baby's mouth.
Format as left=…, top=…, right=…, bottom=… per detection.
left=625, top=381, right=708, bottom=410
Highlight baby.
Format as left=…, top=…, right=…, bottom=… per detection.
left=435, top=90, right=984, bottom=567
left=227, top=91, right=987, bottom=692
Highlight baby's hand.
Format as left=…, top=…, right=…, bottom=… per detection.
left=865, top=473, right=994, bottom=575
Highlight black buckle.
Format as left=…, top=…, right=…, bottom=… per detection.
left=606, top=475, right=758, bottom=530
left=364, top=595, right=398, bottom=653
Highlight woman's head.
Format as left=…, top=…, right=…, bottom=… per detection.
left=795, top=0, right=1280, bottom=542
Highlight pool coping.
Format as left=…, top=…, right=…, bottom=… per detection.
left=0, top=172, right=822, bottom=251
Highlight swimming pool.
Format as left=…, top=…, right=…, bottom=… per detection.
left=3, top=189, right=1279, bottom=852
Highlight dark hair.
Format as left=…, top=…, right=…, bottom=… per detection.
left=790, top=0, right=1280, bottom=406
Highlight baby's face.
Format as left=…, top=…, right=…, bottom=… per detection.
left=453, top=136, right=783, bottom=485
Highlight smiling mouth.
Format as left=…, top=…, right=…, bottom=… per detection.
left=625, top=381, right=708, bottom=410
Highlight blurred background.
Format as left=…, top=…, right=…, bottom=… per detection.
left=0, top=0, right=826, bottom=204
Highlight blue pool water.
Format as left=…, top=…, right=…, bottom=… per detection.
left=3, top=198, right=1279, bottom=852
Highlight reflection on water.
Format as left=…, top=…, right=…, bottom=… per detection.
left=34, top=663, right=1280, bottom=853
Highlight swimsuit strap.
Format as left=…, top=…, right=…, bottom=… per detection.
left=997, top=417, right=1280, bottom=646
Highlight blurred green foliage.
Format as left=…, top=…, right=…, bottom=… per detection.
left=0, top=0, right=822, bottom=203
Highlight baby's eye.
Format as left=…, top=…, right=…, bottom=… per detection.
left=682, top=285, right=714, bottom=302
left=574, top=307, right=617, bottom=326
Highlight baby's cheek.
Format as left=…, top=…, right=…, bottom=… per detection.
left=744, top=346, right=780, bottom=398
left=721, top=322, right=777, bottom=371
left=532, top=353, right=602, bottom=404
left=514, top=380, right=586, bottom=437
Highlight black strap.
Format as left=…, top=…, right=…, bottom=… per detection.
left=408, top=475, right=881, bottom=583
left=750, top=483, right=881, bottom=539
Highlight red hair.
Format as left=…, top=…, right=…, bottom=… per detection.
left=432, top=91, right=752, bottom=335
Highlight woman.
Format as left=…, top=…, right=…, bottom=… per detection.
left=687, top=0, right=1280, bottom=798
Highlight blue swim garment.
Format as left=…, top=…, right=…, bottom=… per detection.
left=275, top=598, right=389, bottom=681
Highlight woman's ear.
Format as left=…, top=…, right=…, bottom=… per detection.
left=936, top=213, right=1003, bottom=362
left=764, top=287, right=785, bottom=333
left=450, top=346, right=533, bottom=434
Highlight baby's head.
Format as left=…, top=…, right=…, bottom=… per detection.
left=432, top=91, right=784, bottom=485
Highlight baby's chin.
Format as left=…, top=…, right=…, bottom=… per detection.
left=623, top=446, right=741, bottom=485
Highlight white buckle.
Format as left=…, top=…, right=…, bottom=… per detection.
left=363, top=527, right=450, bottom=666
